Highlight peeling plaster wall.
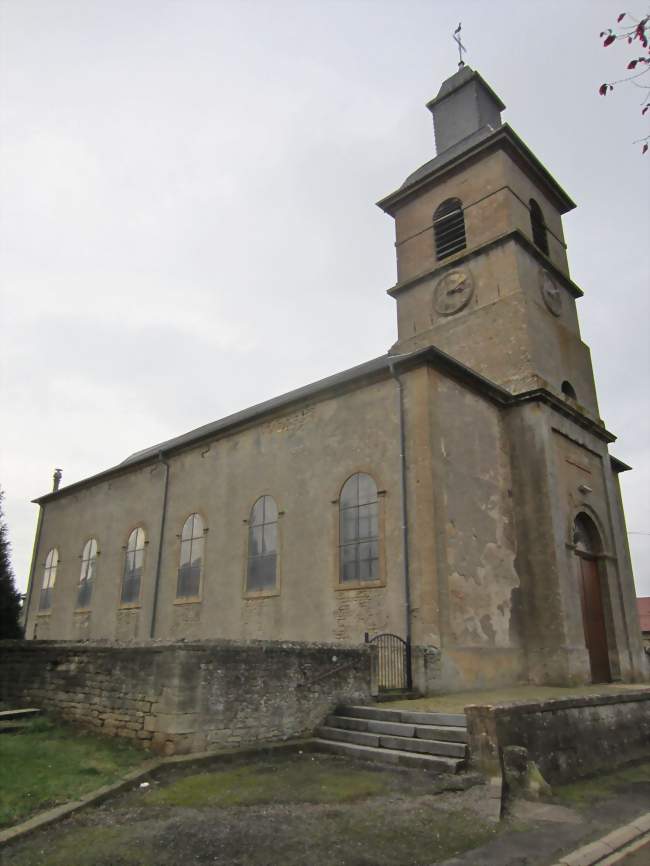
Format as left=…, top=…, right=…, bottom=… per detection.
left=432, top=375, right=524, bottom=689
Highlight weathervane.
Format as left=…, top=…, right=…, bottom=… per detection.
left=453, top=22, right=467, bottom=67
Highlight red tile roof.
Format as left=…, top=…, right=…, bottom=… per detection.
left=637, top=597, right=650, bottom=633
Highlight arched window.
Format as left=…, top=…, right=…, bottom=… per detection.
left=530, top=199, right=549, bottom=255
left=433, top=198, right=466, bottom=260
left=121, top=527, right=146, bottom=605
left=77, top=538, right=97, bottom=609
left=246, top=496, right=278, bottom=593
left=339, top=473, right=379, bottom=583
left=561, top=380, right=577, bottom=400
left=177, top=513, right=204, bottom=598
left=39, top=548, right=58, bottom=611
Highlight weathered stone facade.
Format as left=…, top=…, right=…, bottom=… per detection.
left=20, top=65, right=648, bottom=692
left=0, top=640, right=373, bottom=755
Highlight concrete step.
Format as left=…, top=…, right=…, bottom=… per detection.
left=312, top=738, right=464, bottom=772
left=318, top=726, right=467, bottom=759
left=0, top=708, right=42, bottom=722
left=327, top=715, right=467, bottom=743
left=337, top=704, right=466, bottom=728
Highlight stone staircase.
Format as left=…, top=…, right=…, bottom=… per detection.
left=314, top=704, right=468, bottom=772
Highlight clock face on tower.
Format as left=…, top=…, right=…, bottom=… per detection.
left=433, top=270, right=474, bottom=316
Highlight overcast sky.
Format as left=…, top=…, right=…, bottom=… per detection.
left=1, top=0, right=648, bottom=599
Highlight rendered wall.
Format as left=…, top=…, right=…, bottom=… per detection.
left=0, top=640, right=373, bottom=755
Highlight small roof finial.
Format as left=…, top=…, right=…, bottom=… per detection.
left=52, top=468, right=62, bottom=492
left=453, top=22, right=467, bottom=68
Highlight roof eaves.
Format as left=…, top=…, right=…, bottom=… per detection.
left=377, top=125, right=576, bottom=216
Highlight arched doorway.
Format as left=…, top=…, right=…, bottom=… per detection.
left=573, top=514, right=611, bottom=683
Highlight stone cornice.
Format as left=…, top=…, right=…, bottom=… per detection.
left=387, top=229, right=583, bottom=299
left=377, top=124, right=576, bottom=216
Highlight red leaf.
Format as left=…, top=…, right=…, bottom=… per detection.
left=628, top=36, right=633, bottom=43
left=643, top=106, right=649, bottom=115
left=599, top=83, right=608, bottom=95
left=643, top=143, right=648, bottom=154
left=618, top=13, right=626, bottom=23
left=603, top=34, right=616, bottom=46
left=628, top=59, right=638, bottom=69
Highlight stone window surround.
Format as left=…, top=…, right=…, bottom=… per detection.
left=119, top=524, right=148, bottom=610
left=242, top=493, right=283, bottom=600
left=174, top=511, right=208, bottom=604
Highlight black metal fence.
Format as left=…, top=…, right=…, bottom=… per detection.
left=365, top=632, right=412, bottom=690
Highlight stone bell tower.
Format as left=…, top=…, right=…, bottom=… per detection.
left=378, top=65, right=600, bottom=420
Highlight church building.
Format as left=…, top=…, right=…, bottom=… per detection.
left=22, top=65, right=647, bottom=693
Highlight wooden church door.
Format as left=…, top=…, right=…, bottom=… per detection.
left=578, top=557, right=611, bottom=683
left=574, top=515, right=611, bottom=684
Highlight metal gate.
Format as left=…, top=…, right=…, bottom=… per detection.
left=365, top=632, right=412, bottom=690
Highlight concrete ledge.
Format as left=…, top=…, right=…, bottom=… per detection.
left=550, top=813, right=650, bottom=866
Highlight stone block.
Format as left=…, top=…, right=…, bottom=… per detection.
left=156, top=713, right=198, bottom=735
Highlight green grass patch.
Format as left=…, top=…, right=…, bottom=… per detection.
left=0, top=717, right=145, bottom=828
left=144, top=756, right=392, bottom=808
left=553, top=762, right=650, bottom=810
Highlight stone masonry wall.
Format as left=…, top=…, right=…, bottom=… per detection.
left=0, top=639, right=373, bottom=755
left=466, top=691, right=650, bottom=783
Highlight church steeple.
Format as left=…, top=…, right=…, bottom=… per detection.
left=378, top=67, right=602, bottom=421
left=426, top=65, right=504, bottom=156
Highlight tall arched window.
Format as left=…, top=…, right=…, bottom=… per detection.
left=121, top=527, right=146, bottom=605
left=246, top=496, right=278, bottom=593
left=177, top=513, right=204, bottom=599
left=39, top=548, right=58, bottom=611
left=433, top=198, right=466, bottom=260
left=77, top=538, right=97, bottom=609
left=339, top=473, right=379, bottom=583
left=530, top=199, right=549, bottom=255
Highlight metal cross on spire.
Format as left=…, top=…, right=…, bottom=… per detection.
left=453, top=22, right=467, bottom=67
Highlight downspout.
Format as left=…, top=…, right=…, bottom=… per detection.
left=388, top=356, right=413, bottom=687
left=22, top=505, right=44, bottom=639
left=149, top=451, right=170, bottom=639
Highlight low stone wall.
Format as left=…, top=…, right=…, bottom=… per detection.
left=0, top=639, right=373, bottom=755
left=466, top=690, right=650, bottom=783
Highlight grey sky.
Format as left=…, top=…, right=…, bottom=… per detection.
left=1, top=0, right=649, bottom=597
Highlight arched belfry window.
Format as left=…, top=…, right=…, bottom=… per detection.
left=433, top=198, right=466, bottom=260
left=246, top=496, right=278, bottom=593
left=177, top=513, right=204, bottom=599
left=77, top=538, right=97, bottom=609
left=339, top=473, right=379, bottom=583
left=530, top=199, right=549, bottom=255
left=39, top=548, right=58, bottom=611
left=562, top=380, right=577, bottom=400
left=121, top=527, right=146, bottom=605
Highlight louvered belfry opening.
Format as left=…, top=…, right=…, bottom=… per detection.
left=530, top=198, right=549, bottom=255
left=433, top=198, right=466, bottom=260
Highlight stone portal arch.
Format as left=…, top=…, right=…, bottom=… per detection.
left=573, top=513, right=611, bottom=683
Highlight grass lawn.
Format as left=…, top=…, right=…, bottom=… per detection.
left=143, top=758, right=395, bottom=807
left=387, top=683, right=650, bottom=714
left=3, top=753, right=500, bottom=866
left=552, top=762, right=650, bottom=810
left=0, top=716, right=146, bottom=828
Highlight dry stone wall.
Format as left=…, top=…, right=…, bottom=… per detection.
left=0, top=639, right=373, bottom=755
